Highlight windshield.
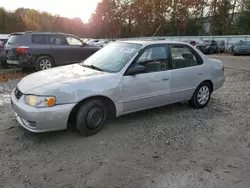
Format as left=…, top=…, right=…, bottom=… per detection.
left=199, top=40, right=211, bottom=45
left=81, top=42, right=142, bottom=73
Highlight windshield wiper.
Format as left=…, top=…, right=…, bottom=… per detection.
left=81, top=64, right=104, bottom=72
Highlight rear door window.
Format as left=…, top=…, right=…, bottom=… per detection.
left=49, top=35, right=68, bottom=45
left=32, top=35, right=48, bottom=44
left=170, top=44, right=203, bottom=69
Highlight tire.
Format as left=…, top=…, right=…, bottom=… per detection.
left=1, top=60, right=9, bottom=69
left=35, top=56, right=54, bottom=71
left=189, top=82, right=212, bottom=109
left=76, top=99, right=108, bottom=136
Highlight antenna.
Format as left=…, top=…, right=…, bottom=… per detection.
left=152, top=25, right=162, bottom=37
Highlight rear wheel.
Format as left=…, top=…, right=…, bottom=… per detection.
left=1, top=60, right=9, bottom=69
left=35, top=56, right=54, bottom=71
left=189, top=82, right=212, bottom=109
left=76, top=99, right=108, bottom=136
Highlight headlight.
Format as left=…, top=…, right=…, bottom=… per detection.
left=24, top=95, right=56, bottom=108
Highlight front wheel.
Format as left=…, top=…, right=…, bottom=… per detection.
left=76, top=99, right=108, bottom=136
left=189, top=82, right=212, bottom=109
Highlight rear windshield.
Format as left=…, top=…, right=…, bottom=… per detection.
left=7, top=35, right=22, bottom=45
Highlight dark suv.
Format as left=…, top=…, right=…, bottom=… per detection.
left=5, top=31, right=101, bottom=71
left=196, top=40, right=218, bottom=54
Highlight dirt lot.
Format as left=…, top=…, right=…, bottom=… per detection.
left=0, top=55, right=250, bottom=188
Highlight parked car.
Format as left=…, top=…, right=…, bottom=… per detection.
left=11, top=40, right=225, bottom=136
left=218, top=40, right=225, bottom=53
left=233, top=41, right=250, bottom=55
left=4, top=31, right=101, bottom=71
left=96, top=39, right=116, bottom=47
left=184, top=40, right=196, bottom=46
left=95, top=39, right=109, bottom=47
left=0, top=35, right=9, bottom=68
left=196, top=40, right=218, bottom=54
left=87, top=39, right=100, bottom=46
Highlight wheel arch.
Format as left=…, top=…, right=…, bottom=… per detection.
left=202, top=80, right=214, bottom=92
left=192, top=79, right=214, bottom=98
left=67, top=95, right=117, bottom=129
left=34, top=54, right=55, bottom=67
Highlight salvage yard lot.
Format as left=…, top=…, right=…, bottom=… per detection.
left=0, top=55, right=250, bottom=188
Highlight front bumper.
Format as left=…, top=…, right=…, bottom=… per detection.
left=11, top=90, right=76, bottom=133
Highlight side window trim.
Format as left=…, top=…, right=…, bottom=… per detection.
left=124, top=44, right=170, bottom=76
left=169, top=44, right=203, bottom=70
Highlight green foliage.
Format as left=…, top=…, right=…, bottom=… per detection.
left=235, top=0, right=250, bottom=34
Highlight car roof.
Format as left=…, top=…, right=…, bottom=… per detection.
left=118, top=40, right=189, bottom=46
left=10, top=31, right=80, bottom=39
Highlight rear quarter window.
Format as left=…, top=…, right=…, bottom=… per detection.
left=7, top=35, right=22, bottom=45
left=32, top=35, right=47, bottom=44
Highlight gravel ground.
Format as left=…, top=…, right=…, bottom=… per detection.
left=0, top=55, right=250, bottom=188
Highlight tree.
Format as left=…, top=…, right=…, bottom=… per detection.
left=235, top=0, right=250, bottom=34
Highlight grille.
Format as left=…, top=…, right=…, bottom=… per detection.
left=14, top=87, right=23, bottom=100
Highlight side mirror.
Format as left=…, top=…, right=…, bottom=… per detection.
left=126, top=65, right=145, bottom=75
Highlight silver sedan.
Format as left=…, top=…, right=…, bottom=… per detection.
left=11, top=40, right=225, bottom=136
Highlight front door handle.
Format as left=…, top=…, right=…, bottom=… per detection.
left=198, top=72, right=203, bottom=75
left=162, top=77, right=170, bottom=81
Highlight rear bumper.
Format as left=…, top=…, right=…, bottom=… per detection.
left=6, top=54, right=34, bottom=67
left=234, top=51, right=250, bottom=55
left=6, top=59, right=33, bottom=67
left=213, top=76, right=225, bottom=91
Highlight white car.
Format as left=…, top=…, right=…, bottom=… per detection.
left=11, top=40, right=225, bottom=136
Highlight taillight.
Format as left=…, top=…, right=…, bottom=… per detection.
left=222, top=65, right=224, bottom=72
left=16, top=46, right=29, bottom=54
left=0, top=45, right=4, bottom=48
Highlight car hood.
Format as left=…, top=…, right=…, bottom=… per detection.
left=18, top=64, right=109, bottom=94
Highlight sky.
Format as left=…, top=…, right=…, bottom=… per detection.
left=1, top=0, right=102, bottom=23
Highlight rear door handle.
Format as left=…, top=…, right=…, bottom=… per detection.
left=162, top=77, right=170, bottom=81
left=198, top=72, right=203, bottom=75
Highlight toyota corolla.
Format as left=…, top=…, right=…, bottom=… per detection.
left=11, top=40, right=225, bottom=136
